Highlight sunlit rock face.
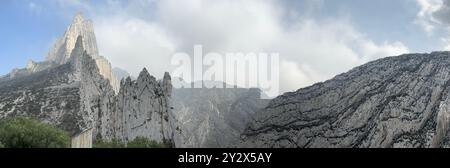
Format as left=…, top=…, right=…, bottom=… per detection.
left=46, top=13, right=120, bottom=93
left=241, top=52, right=450, bottom=148
left=47, top=13, right=99, bottom=64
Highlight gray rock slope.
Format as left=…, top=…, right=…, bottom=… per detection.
left=171, top=82, right=269, bottom=147
left=0, top=61, right=81, bottom=133
left=113, top=67, right=131, bottom=81
left=241, top=51, right=450, bottom=148
left=0, top=36, right=107, bottom=135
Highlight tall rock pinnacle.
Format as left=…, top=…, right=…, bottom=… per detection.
left=47, top=13, right=99, bottom=65
left=46, top=13, right=120, bottom=93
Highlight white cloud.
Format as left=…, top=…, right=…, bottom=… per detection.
left=444, top=38, right=450, bottom=50
left=415, top=0, right=444, bottom=33
left=416, top=0, right=450, bottom=51
left=94, top=17, right=175, bottom=78
left=271, top=19, right=408, bottom=92
left=50, top=0, right=410, bottom=95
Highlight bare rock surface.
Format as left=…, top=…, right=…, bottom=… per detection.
left=241, top=52, right=450, bottom=148
left=171, top=82, right=269, bottom=147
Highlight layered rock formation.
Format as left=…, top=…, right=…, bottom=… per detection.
left=241, top=52, right=450, bottom=148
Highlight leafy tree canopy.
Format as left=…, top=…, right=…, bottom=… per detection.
left=0, top=117, right=70, bottom=148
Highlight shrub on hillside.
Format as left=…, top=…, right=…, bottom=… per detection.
left=0, top=117, right=70, bottom=148
left=127, top=137, right=170, bottom=148
left=93, top=138, right=125, bottom=148
left=93, top=137, right=170, bottom=148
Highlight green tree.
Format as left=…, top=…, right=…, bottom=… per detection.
left=93, top=137, right=170, bottom=148
left=0, top=117, right=70, bottom=148
left=93, top=138, right=125, bottom=148
left=127, top=137, right=169, bottom=148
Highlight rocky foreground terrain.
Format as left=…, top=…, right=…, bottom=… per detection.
left=241, top=51, right=450, bottom=148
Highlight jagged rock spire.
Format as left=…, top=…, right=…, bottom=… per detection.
left=73, top=12, right=85, bottom=24
left=46, top=13, right=120, bottom=93
left=163, top=72, right=172, bottom=97
left=46, top=12, right=99, bottom=65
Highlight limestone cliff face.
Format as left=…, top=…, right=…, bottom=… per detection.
left=95, top=57, right=120, bottom=92
left=46, top=13, right=120, bottom=93
left=47, top=13, right=99, bottom=64
left=241, top=52, right=450, bottom=148
left=94, top=68, right=175, bottom=144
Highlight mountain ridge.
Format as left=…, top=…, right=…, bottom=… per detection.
left=240, top=51, right=450, bottom=148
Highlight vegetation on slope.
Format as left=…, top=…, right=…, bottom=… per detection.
left=93, top=136, right=171, bottom=148
left=0, top=117, right=70, bottom=148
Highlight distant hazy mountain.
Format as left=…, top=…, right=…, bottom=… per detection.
left=112, top=67, right=131, bottom=81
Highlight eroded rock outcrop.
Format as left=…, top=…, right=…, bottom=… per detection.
left=95, top=68, right=175, bottom=145
left=241, top=52, right=450, bottom=148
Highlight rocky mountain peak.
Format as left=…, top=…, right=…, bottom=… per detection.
left=47, top=13, right=98, bottom=64
left=46, top=14, right=120, bottom=93
left=26, top=60, right=37, bottom=70
left=137, top=68, right=156, bottom=83
left=73, top=12, right=85, bottom=24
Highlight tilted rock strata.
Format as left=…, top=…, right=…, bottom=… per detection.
left=241, top=52, right=450, bottom=148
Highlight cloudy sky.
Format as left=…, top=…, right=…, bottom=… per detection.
left=1, top=0, right=450, bottom=94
